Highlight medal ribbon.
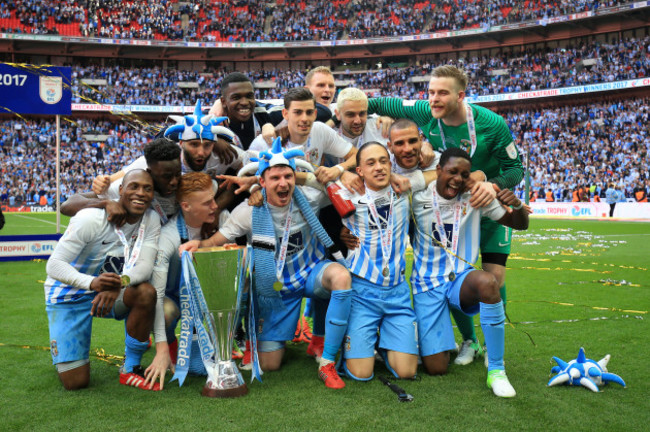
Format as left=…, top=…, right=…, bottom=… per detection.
left=150, top=197, right=169, bottom=225
left=275, top=199, right=294, bottom=282
left=366, top=190, right=394, bottom=276
left=437, top=103, right=477, bottom=157
left=431, top=188, right=463, bottom=275
left=114, top=221, right=146, bottom=273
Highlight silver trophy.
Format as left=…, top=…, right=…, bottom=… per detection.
left=193, top=245, right=248, bottom=398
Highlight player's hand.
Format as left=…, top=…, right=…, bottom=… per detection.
left=315, top=166, right=343, bottom=185
left=105, top=200, right=128, bottom=227
left=247, top=189, right=264, bottom=207
left=495, top=187, right=529, bottom=213
left=340, top=171, right=364, bottom=194
left=144, top=346, right=173, bottom=390
left=90, top=290, right=120, bottom=317
left=209, top=99, right=225, bottom=116
left=212, top=138, right=238, bottom=165
left=390, top=173, right=411, bottom=194
left=340, top=227, right=359, bottom=250
left=92, top=175, right=111, bottom=195
left=90, top=273, right=122, bottom=293
left=464, top=170, right=487, bottom=191
left=376, top=116, right=394, bottom=138
left=217, top=175, right=259, bottom=195
left=261, top=122, right=276, bottom=145
left=419, top=143, right=435, bottom=168
left=469, top=181, right=497, bottom=208
left=179, top=240, right=201, bottom=255
left=275, top=120, right=289, bottom=143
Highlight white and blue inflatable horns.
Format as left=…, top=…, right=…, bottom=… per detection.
left=164, top=101, right=235, bottom=143
left=548, top=347, right=626, bottom=392
left=238, top=137, right=313, bottom=177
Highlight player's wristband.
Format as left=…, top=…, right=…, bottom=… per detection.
left=334, top=164, right=345, bottom=179
left=512, top=202, right=523, bottom=210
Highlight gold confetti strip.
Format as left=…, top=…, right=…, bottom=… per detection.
left=93, top=348, right=124, bottom=367
left=511, top=255, right=647, bottom=271
left=37, top=280, right=46, bottom=284
left=0, top=343, right=124, bottom=367
left=507, top=299, right=647, bottom=314
left=519, top=267, right=612, bottom=274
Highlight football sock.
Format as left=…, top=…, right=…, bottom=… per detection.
left=479, top=301, right=506, bottom=371
left=189, top=335, right=207, bottom=375
left=322, top=289, right=351, bottom=363
left=451, top=307, right=477, bottom=343
left=303, top=298, right=312, bottom=317
left=123, top=333, right=149, bottom=373
left=312, top=297, right=328, bottom=337
left=500, top=283, right=507, bottom=312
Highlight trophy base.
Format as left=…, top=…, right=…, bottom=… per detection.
left=202, top=382, right=248, bottom=398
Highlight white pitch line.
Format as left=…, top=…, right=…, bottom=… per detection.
left=11, top=213, right=68, bottom=228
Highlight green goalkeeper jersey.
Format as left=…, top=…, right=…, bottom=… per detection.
left=368, top=98, right=523, bottom=189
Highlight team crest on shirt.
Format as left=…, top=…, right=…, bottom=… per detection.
left=50, top=340, right=58, bottom=357
left=462, top=203, right=468, bottom=216
left=505, top=142, right=518, bottom=159
left=344, top=335, right=351, bottom=352
left=258, top=318, right=264, bottom=335
left=459, top=139, right=472, bottom=154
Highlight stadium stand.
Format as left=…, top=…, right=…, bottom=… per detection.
left=0, top=0, right=634, bottom=41
left=68, top=34, right=650, bottom=105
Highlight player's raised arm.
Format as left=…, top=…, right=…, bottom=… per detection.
left=60, top=192, right=127, bottom=226
left=368, top=97, right=433, bottom=127
left=495, top=188, right=529, bottom=230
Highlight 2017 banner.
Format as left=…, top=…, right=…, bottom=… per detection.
left=0, top=63, right=71, bottom=115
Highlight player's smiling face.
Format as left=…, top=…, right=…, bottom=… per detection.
left=336, top=99, right=368, bottom=138
left=260, top=166, right=295, bottom=207
left=222, top=81, right=256, bottom=123
left=147, top=159, right=182, bottom=197
left=388, top=124, right=421, bottom=170
left=428, top=76, right=464, bottom=120
left=436, top=156, right=471, bottom=199
left=119, top=170, right=155, bottom=221
left=356, top=144, right=391, bottom=191
left=182, top=139, right=214, bottom=172
left=283, top=100, right=317, bottom=143
left=306, top=72, right=335, bottom=106
left=181, top=187, right=217, bottom=226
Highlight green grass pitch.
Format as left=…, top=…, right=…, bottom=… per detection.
left=1, top=214, right=648, bottom=431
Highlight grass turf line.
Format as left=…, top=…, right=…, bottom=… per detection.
left=0, top=219, right=648, bottom=431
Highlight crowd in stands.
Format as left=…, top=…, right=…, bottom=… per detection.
left=505, top=97, right=649, bottom=202
left=1, top=97, right=648, bottom=206
left=0, top=118, right=148, bottom=207
left=68, top=35, right=650, bottom=105
left=0, top=0, right=633, bottom=42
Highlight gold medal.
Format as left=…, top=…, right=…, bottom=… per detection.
left=382, top=267, right=389, bottom=277
left=120, top=275, right=131, bottom=287
left=273, top=281, right=283, bottom=292
left=448, top=272, right=455, bottom=282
